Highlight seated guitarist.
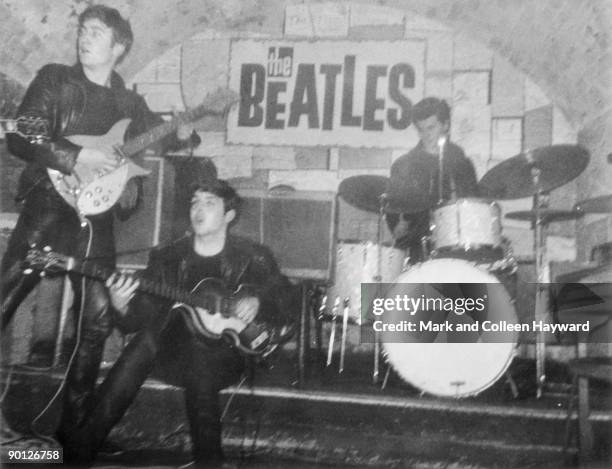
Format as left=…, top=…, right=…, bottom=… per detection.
left=63, top=178, right=297, bottom=467
left=1, top=3, right=203, bottom=451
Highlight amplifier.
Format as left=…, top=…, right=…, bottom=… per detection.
left=233, top=189, right=336, bottom=281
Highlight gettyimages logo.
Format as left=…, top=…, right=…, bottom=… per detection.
left=267, top=46, right=293, bottom=77
left=360, top=282, right=608, bottom=344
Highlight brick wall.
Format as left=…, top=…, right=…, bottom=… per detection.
left=128, top=4, right=581, bottom=261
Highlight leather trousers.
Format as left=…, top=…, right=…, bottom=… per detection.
left=1, top=184, right=116, bottom=448
left=60, top=314, right=245, bottom=464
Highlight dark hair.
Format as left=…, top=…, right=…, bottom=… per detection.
left=78, top=5, right=133, bottom=63
left=190, top=179, right=242, bottom=214
left=412, top=97, right=451, bottom=125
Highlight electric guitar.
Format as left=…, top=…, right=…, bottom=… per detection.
left=25, top=248, right=293, bottom=356
left=2, top=88, right=238, bottom=217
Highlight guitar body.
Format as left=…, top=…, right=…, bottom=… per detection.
left=47, top=119, right=150, bottom=216
left=26, top=247, right=292, bottom=357
left=172, top=278, right=272, bottom=356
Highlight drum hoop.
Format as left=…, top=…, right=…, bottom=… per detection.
left=384, top=258, right=518, bottom=397
left=433, top=197, right=500, bottom=209
left=337, top=239, right=397, bottom=248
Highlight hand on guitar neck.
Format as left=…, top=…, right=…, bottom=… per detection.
left=107, top=272, right=261, bottom=325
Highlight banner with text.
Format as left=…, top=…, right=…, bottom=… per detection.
left=227, top=39, right=425, bottom=148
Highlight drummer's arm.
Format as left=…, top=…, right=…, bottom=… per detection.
left=386, top=212, right=415, bottom=241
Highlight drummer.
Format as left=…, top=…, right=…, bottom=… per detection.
left=386, top=97, right=479, bottom=263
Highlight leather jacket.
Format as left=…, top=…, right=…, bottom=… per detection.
left=6, top=63, right=184, bottom=203
left=118, top=234, right=298, bottom=338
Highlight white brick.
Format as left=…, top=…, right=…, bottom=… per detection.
left=491, top=118, right=522, bottom=160
left=451, top=104, right=491, bottom=178
left=453, top=34, right=493, bottom=70
left=524, top=77, right=550, bottom=111
left=285, top=4, right=314, bottom=37
left=491, top=56, right=524, bottom=117
left=552, top=107, right=578, bottom=144
left=269, top=169, right=339, bottom=191
left=310, top=3, right=350, bottom=37
left=453, top=71, right=489, bottom=106
left=425, top=71, right=452, bottom=102
left=136, top=82, right=184, bottom=113
left=285, top=3, right=349, bottom=37
left=130, top=60, right=157, bottom=84
left=350, top=4, right=404, bottom=27
left=422, top=31, right=454, bottom=72
left=212, top=154, right=253, bottom=179
left=404, top=14, right=451, bottom=32
left=182, top=38, right=230, bottom=108
left=155, top=45, right=182, bottom=82
left=252, top=146, right=297, bottom=170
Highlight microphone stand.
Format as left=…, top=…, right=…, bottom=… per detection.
left=437, top=136, right=447, bottom=204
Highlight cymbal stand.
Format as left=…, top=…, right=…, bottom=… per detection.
left=372, top=194, right=387, bottom=384
left=530, top=161, right=550, bottom=398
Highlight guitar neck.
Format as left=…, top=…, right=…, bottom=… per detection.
left=70, top=258, right=204, bottom=308
left=119, top=104, right=212, bottom=157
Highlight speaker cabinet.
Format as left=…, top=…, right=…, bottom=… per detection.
left=114, top=156, right=174, bottom=268
left=233, top=190, right=336, bottom=281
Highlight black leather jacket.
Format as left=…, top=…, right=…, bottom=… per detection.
left=6, top=63, right=184, bottom=203
left=119, top=234, right=298, bottom=338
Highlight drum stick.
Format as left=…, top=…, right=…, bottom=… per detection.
left=326, top=297, right=340, bottom=366
left=339, top=297, right=350, bottom=374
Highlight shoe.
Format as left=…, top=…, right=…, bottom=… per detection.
left=98, top=440, right=125, bottom=457
left=177, top=460, right=237, bottom=469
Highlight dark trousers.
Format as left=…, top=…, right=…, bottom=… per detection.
left=62, top=313, right=245, bottom=464
left=1, top=184, right=116, bottom=448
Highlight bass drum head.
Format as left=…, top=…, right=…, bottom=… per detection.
left=382, top=258, right=518, bottom=398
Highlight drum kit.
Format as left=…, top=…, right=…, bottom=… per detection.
left=325, top=143, right=600, bottom=398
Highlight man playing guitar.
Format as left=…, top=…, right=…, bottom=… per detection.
left=64, top=178, right=296, bottom=467
left=1, top=3, right=200, bottom=456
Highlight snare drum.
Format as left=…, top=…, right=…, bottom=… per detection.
left=382, top=258, right=518, bottom=398
left=327, top=241, right=405, bottom=324
left=431, top=198, right=502, bottom=251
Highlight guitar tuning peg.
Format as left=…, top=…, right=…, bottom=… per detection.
left=43, top=246, right=52, bottom=252
left=40, top=271, right=46, bottom=278
left=23, top=268, right=33, bottom=275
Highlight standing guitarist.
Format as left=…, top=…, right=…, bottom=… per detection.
left=65, top=178, right=297, bottom=467
left=1, top=3, right=201, bottom=450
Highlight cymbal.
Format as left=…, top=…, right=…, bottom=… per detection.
left=479, top=145, right=590, bottom=199
left=337, top=175, right=433, bottom=214
left=505, top=209, right=584, bottom=224
left=575, top=194, right=612, bottom=214
left=338, top=175, right=389, bottom=212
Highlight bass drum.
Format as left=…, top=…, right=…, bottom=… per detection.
left=382, top=258, right=518, bottom=398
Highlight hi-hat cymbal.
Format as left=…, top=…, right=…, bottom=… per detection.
left=505, top=209, right=584, bottom=224
left=338, top=175, right=389, bottom=212
left=574, top=194, right=612, bottom=214
left=479, top=145, right=590, bottom=199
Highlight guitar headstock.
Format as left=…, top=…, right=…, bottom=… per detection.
left=0, top=116, right=49, bottom=142
left=25, top=248, right=71, bottom=274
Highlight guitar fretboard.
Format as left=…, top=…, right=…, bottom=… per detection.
left=119, top=101, right=223, bottom=157
left=75, top=260, right=209, bottom=310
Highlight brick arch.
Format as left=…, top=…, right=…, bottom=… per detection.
left=1, top=0, right=608, bottom=128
